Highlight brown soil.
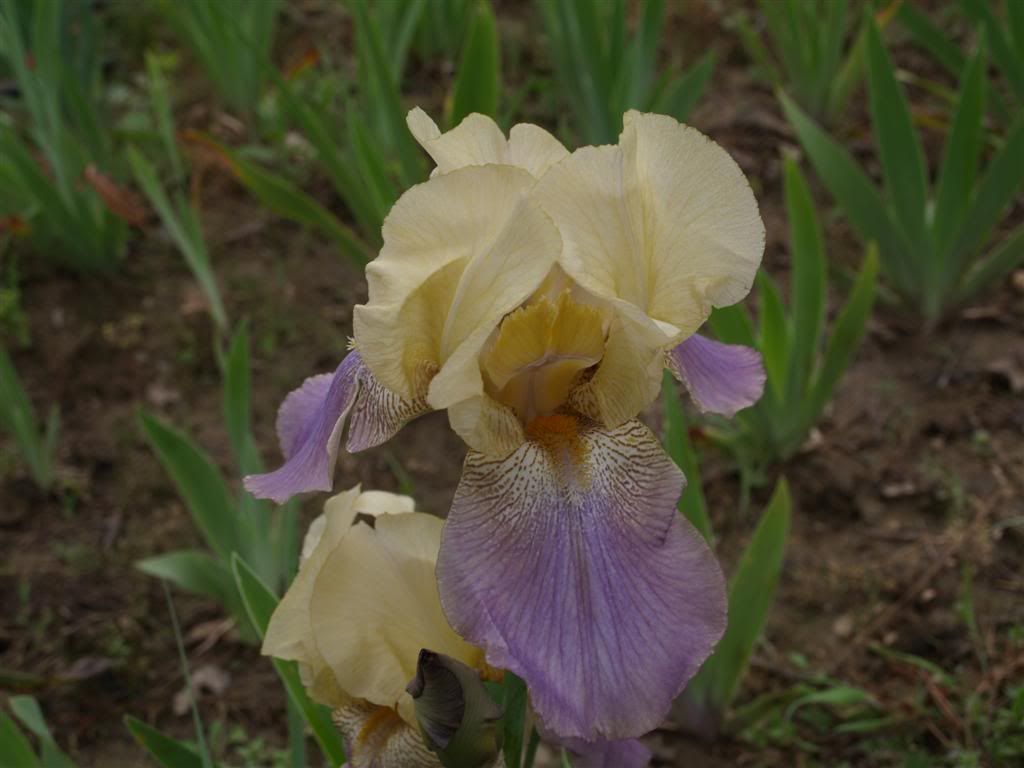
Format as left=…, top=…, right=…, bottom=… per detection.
left=2, top=2, right=1023, bottom=767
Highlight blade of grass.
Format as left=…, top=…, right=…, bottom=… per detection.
left=657, top=50, right=715, bottom=123
left=232, top=555, right=347, bottom=766
left=782, top=158, right=826, bottom=404
left=957, top=224, right=1024, bottom=305
left=125, top=716, right=209, bottom=768
left=189, top=133, right=370, bottom=264
left=449, top=0, right=500, bottom=126
left=960, top=0, right=1024, bottom=102
left=688, top=478, right=792, bottom=713
left=866, top=16, right=929, bottom=256
left=806, top=245, right=878, bottom=423
left=164, top=582, right=214, bottom=768
left=896, top=3, right=965, bottom=76
left=139, top=412, right=237, bottom=563
left=932, top=35, right=987, bottom=263
left=0, top=714, right=41, bottom=768
left=757, top=270, right=789, bottom=404
left=662, top=373, right=713, bottom=546
left=127, top=147, right=228, bottom=331
left=779, top=90, right=911, bottom=292
left=8, top=696, right=72, bottom=768
left=952, top=116, right=1024, bottom=271
left=349, top=0, right=423, bottom=184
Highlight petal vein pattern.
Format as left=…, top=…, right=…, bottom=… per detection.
left=244, top=351, right=428, bottom=503
left=436, top=417, right=727, bottom=740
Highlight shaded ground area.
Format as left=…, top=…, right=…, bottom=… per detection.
left=2, top=2, right=1023, bottom=766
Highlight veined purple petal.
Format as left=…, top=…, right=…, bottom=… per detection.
left=244, top=351, right=427, bottom=504
left=560, top=736, right=652, bottom=768
left=667, top=334, right=765, bottom=417
left=436, top=417, right=727, bottom=741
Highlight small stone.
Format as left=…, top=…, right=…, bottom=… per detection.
left=919, top=588, right=937, bottom=603
left=1012, top=269, right=1024, bottom=294
left=833, top=615, right=855, bottom=638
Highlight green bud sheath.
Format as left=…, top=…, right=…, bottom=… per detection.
left=407, top=649, right=504, bottom=768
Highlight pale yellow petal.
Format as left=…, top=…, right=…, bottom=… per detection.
left=354, top=164, right=538, bottom=399
left=407, top=108, right=506, bottom=176
left=426, top=197, right=559, bottom=411
left=447, top=394, right=525, bottom=457
left=507, top=123, right=570, bottom=177
left=532, top=113, right=763, bottom=342
left=407, top=107, right=568, bottom=179
left=481, top=292, right=605, bottom=421
left=622, top=111, right=764, bottom=322
left=568, top=303, right=668, bottom=428
left=263, top=486, right=363, bottom=707
left=309, top=513, right=481, bottom=728
left=355, top=490, right=416, bottom=517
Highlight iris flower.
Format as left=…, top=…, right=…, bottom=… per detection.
left=262, top=485, right=487, bottom=767
left=263, top=485, right=652, bottom=768
left=248, top=109, right=765, bottom=743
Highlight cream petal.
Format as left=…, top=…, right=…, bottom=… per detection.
left=407, top=108, right=568, bottom=179
left=355, top=490, right=416, bottom=517
left=532, top=112, right=763, bottom=343
left=309, top=513, right=481, bottom=728
left=427, top=196, right=560, bottom=412
left=507, top=122, right=570, bottom=178
left=263, top=486, right=364, bottom=707
left=622, top=111, right=764, bottom=322
left=408, top=108, right=506, bottom=177
left=447, top=394, right=525, bottom=458
left=354, top=164, right=543, bottom=400
left=568, top=302, right=670, bottom=428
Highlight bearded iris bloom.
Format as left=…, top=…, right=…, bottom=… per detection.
left=247, top=109, right=765, bottom=743
left=263, top=485, right=652, bottom=768
left=262, top=485, right=492, bottom=767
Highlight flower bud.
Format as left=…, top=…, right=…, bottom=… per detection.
left=407, top=650, right=504, bottom=768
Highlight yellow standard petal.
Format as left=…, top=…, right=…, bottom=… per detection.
left=263, top=486, right=362, bottom=707
left=531, top=111, right=764, bottom=341
left=309, top=512, right=484, bottom=728
left=353, top=164, right=558, bottom=403
left=482, top=291, right=605, bottom=422
left=407, top=107, right=568, bottom=179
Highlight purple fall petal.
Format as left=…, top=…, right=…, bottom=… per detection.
left=561, top=737, right=652, bottom=768
left=436, top=418, right=727, bottom=741
left=667, top=334, right=765, bottom=417
left=244, top=351, right=427, bottom=504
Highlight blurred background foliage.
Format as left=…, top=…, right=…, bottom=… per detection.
left=1, top=1, right=1023, bottom=767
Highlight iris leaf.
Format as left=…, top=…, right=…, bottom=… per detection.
left=139, top=412, right=237, bottom=564
left=778, top=90, right=910, bottom=293
left=933, top=36, right=987, bottom=270
left=662, top=373, right=713, bottom=546
left=782, top=158, right=826, bottom=405
left=125, top=716, right=209, bottom=768
left=686, top=478, right=792, bottom=716
left=757, top=271, right=789, bottom=405
left=450, top=0, right=500, bottom=126
left=952, top=116, right=1024, bottom=276
left=0, top=713, right=41, bottom=768
left=127, top=147, right=228, bottom=331
left=957, top=224, right=1024, bottom=305
left=231, top=555, right=348, bottom=767
left=806, top=245, right=878, bottom=425
left=866, top=16, right=928, bottom=260
left=8, top=697, right=73, bottom=768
